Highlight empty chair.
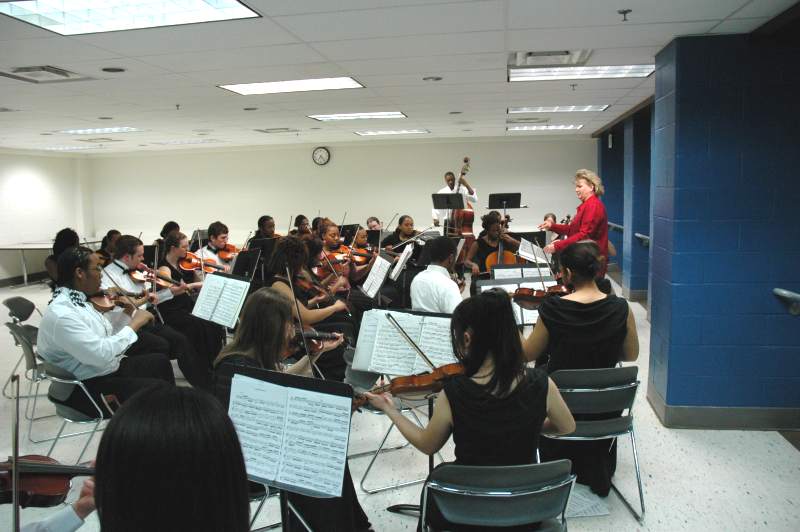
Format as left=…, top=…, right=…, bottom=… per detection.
left=2, top=296, right=41, bottom=399
left=421, top=459, right=575, bottom=531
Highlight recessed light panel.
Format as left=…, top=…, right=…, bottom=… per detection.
left=220, top=77, right=363, bottom=95
left=354, top=129, right=429, bottom=136
left=308, top=112, right=406, bottom=121
left=507, top=125, right=583, bottom=131
left=509, top=65, right=654, bottom=82
left=43, top=145, right=99, bottom=151
left=58, top=127, right=141, bottom=135
left=0, top=1, right=259, bottom=36
left=508, top=105, right=609, bottom=113
left=151, top=139, right=223, bottom=145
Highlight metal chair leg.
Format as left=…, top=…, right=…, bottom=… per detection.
left=2, top=353, right=24, bottom=399
left=46, top=419, right=68, bottom=457
left=76, top=420, right=102, bottom=464
left=610, top=428, right=645, bottom=522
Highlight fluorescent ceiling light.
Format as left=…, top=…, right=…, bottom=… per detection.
left=44, top=145, right=99, bottom=151
left=58, top=127, right=141, bottom=135
left=0, top=0, right=258, bottom=35
left=220, top=77, right=363, bottom=95
left=308, top=112, right=406, bottom=121
left=354, top=129, right=429, bottom=136
left=507, top=125, right=583, bottom=131
left=508, top=105, right=609, bottom=113
left=509, top=65, right=654, bottom=82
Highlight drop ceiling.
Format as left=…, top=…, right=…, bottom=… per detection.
left=0, top=0, right=794, bottom=153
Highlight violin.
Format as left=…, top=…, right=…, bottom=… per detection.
left=512, top=284, right=571, bottom=310
left=217, top=243, right=239, bottom=262
left=89, top=289, right=142, bottom=313
left=315, top=244, right=352, bottom=279
left=0, top=455, right=94, bottom=508
left=179, top=251, right=225, bottom=273
left=283, top=326, right=343, bottom=360
left=352, top=362, right=465, bottom=410
left=129, top=264, right=179, bottom=288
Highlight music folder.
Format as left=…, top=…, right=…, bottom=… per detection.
left=226, top=365, right=353, bottom=498
left=191, top=272, right=250, bottom=328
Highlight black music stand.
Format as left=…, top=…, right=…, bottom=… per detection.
left=487, top=192, right=526, bottom=225
left=432, top=193, right=465, bottom=236
left=246, top=237, right=278, bottom=282
left=142, top=245, right=156, bottom=268
left=366, top=230, right=381, bottom=249
left=340, top=224, right=360, bottom=245
left=231, top=248, right=261, bottom=283
left=189, top=229, right=209, bottom=252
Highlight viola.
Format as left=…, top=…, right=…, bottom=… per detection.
left=352, top=362, right=465, bottom=410
left=512, top=284, right=571, bottom=310
left=179, top=251, right=225, bottom=274
left=0, top=455, right=94, bottom=508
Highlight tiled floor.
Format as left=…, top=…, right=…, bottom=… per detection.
left=1, top=280, right=798, bottom=531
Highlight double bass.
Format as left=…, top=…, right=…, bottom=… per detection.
left=446, top=156, right=474, bottom=238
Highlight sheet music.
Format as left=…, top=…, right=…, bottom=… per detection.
left=518, top=238, right=538, bottom=262
left=370, top=311, right=423, bottom=375
left=390, top=243, right=414, bottom=281
left=522, top=267, right=552, bottom=279
left=493, top=267, right=522, bottom=279
left=191, top=273, right=250, bottom=328
left=228, top=375, right=287, bottom=482
left=479, top=283, right=517, bottom=294
left=362, top=256, right=392, bottom=298
left=228, top=374, right=351, bottom=499
left=415, top=317, right=457, bottom=371
left=277, top=388, right=351, bottom=497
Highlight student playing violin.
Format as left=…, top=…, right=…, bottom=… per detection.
left=249, top=214, right=278, bottom=243
left=213, top=287, right=373, bottom=532
left=197, top=220, right=233, bottom=271
left=157, top=231, right=226, bottom=369
left=366, top=289, right=575, bottom=531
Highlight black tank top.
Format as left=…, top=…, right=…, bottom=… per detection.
left=444, top=367, right=548, bottom=466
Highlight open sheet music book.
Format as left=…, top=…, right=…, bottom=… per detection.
left=227, top=368, right=352, bottom=498
left=362, top=255, right=392, bottom=298
left=518, top=237, right=552, bottom=267
left=191, top=272, right=250, bottom=328
left=352, top=309, right=456, bottom=376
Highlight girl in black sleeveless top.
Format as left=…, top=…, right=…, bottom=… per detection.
left=157, top=232, right=226, bottom=368
left=523, top=240, right=639, bottom=497
left=464, top=213, right=520, bottom=295
left=366, top=289, right=575, bottom=531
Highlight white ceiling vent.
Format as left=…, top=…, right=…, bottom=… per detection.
left=254, top=128, right=300, bottom=134
left=508, top=50, right=592, bottom=68
left=0, top=66, right=94, bottom=84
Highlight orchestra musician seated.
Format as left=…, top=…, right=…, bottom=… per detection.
left=97, top=229, right=121, bottom=267
left=366, top=216, right=382, bottom=231
left=102, top=234, right=210, bottom=390
left=157, top=231, right=226, bottom=370
left=45, top=227, right=80, bottom=288
left=522, top=240, right=639, bottom=497
left=36, top=246, right=174, bottom=417
left=194, top=220, right=234, bottom=271
left=249, top=214, right=278, bottom=243
left=366, top=289, right=575, bottom=531
left=152, top=220, right=180, bottom=250
left=463, top=212, right=520, bottom=295
left=410, top=236, right=464, bottom=314
left=213, top=287, right=373, bottom=532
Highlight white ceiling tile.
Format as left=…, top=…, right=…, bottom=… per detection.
left=508, top=21, right=716, bottom=50
left=137, top=44, right=327, bottom=73
left=0, top=14, right=61, bottom=40
left=507, top=0, right=749, bottom=29
left=71, top=18, right=298, bottom=56
left=708, top=17, right=771, bottom=34
left=339, top=53, right=505, bottom=76
left=273, top=1, right=505, bottom=41
left=0, top=37, right=119, bottom=67
left=311, top=31, right=506, bottom=61
left=356, top=69, right=506, bottom=87
left=732, top=0, right=798, bottom=19
left=248, top=0, right=480, bottom=17
left=179, top=63, right=347, bottom=85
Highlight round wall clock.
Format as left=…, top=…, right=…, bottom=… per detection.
left=312, top=146, right=331, bottom=165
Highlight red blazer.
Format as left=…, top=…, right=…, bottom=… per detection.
left=549, top=194, right=609, bottom=275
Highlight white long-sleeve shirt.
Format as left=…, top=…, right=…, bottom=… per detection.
left=21, top=506, right=84, bottom=532
left=37, top=288, right=137, bottom=380
left=432, top=184, right=478, bottom=223
left=410, top=264, right=463, bottom=314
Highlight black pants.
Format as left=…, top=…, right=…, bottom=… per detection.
left=64, top=354, right=174, bottom=417
left=161, top=309, right=226, bottom=368
left=128, top=322, right=211, bottom=390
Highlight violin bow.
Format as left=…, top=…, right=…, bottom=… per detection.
left=528, top=245, right=549, bottom=291
left=391, top=225, right=434, bottom=251
left=385, top=313, right=436, bottom=371
left=194, top=228, right=206, bottom=282
left=284, top=265, right=324, bottom=379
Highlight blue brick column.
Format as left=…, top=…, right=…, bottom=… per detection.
left=648, top=34, right=800, bottom=428
left=598, top=124, right=625, bottom=271
left=622, top=109, right=651, bottom=300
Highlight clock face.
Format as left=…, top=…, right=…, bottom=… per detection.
left=312, top=146, right=330, bottom=165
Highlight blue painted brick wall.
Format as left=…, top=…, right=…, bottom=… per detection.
left=623, top=108, right=651, bottom=293
left=599, top=124, right=625, bottom=269
left=650, top=34, right=800, bottom=409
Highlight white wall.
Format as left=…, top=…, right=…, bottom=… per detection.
left=88, top=137, right=596, bottom=244
left=0, top=150, right=92, bottom=280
